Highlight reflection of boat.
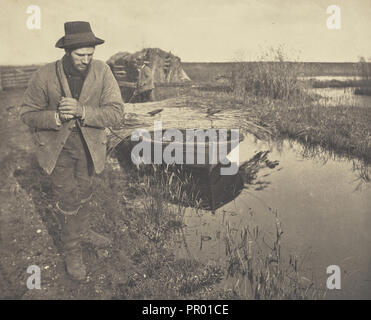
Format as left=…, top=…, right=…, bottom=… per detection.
left=181, top=163, right=244, bottom=211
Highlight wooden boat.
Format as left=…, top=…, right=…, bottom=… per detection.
left=115, top=129, right=244, bottom=210
left=116, top=128, right=243, bottom=169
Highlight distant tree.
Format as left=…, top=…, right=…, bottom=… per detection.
left=358, top=56, right=369, bottom=81
left=354, top=56, right=371, bottom=95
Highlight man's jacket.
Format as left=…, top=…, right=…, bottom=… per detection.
left=21, top=59, right=124, bottom=175
left=137, top=65, right=154, bottom=93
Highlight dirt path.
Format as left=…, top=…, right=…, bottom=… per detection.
left=0, top=89, right=62, bottom=298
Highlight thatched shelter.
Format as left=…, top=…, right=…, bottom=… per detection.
left=107, top=48, right=191, bottom=89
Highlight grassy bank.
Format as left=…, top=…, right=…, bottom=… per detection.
left=215, top=52, right=371, bottom=165
left=259, top=102, right=371, bottom=163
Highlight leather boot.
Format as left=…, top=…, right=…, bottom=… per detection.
left=65, top=246, right=86, bottom=281
left=60, top=213, right=87, bottom=281
left=81, top=229, right=112, bottom=248
left=77, top=202, right=112, bottom=248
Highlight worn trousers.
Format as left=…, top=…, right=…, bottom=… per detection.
left=50, top=128, right=94, bottom=250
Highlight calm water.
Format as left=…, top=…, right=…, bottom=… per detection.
left=310, top=87, right=371, bottom=107
left=176, top=134, right=371, bottom=299
left=299, top=76, right=362, bottom=82
left=298, top=75, right=371, bottom=107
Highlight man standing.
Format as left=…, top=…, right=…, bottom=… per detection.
left=135, top=58, right=155, bottom=102
left=21, top=21, right=124, bottom=280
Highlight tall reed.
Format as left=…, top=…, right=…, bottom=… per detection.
left=231, top=46, right=306, bottom=103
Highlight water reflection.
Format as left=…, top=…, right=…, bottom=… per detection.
left=309, top=87, right=371, bottom=107
left=179, top=164, right=244, bottom=211
left=248, top=136, right=371, bottom=189
left=299, top=76, right=362, bottom=82
left=177, top=150, right=280, bottom=211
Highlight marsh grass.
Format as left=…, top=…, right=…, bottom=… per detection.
left=224, top=209, right=324, bottom=299
left=231, top=47, right=307, bottom=102
left=134, top=164, right=201, bottom=239
left=254, top=100, right=371, bottom=164
left=224, top=48, right=371, bottom=164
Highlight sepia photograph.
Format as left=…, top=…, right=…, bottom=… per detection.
left=0, top=0, right=370, bottom=302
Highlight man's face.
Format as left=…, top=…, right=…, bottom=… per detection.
left=70, top=47, right=95, bottom=72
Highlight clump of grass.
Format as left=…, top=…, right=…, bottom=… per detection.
left=224, top=209, right=324, bottom=299
left=231, top=46, right=307, bottom=102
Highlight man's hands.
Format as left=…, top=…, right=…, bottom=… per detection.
left=58, top=97, right=84, bottom=118
left=58, top=112, right=74, bottom=122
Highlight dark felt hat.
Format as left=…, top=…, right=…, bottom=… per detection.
left=55, top=21, right=104, bottom=49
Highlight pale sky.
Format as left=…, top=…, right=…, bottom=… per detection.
left=1, top=0, right=371, bottom=64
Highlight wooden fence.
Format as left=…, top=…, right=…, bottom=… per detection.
left=0, top=65, right=41, bottom=90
